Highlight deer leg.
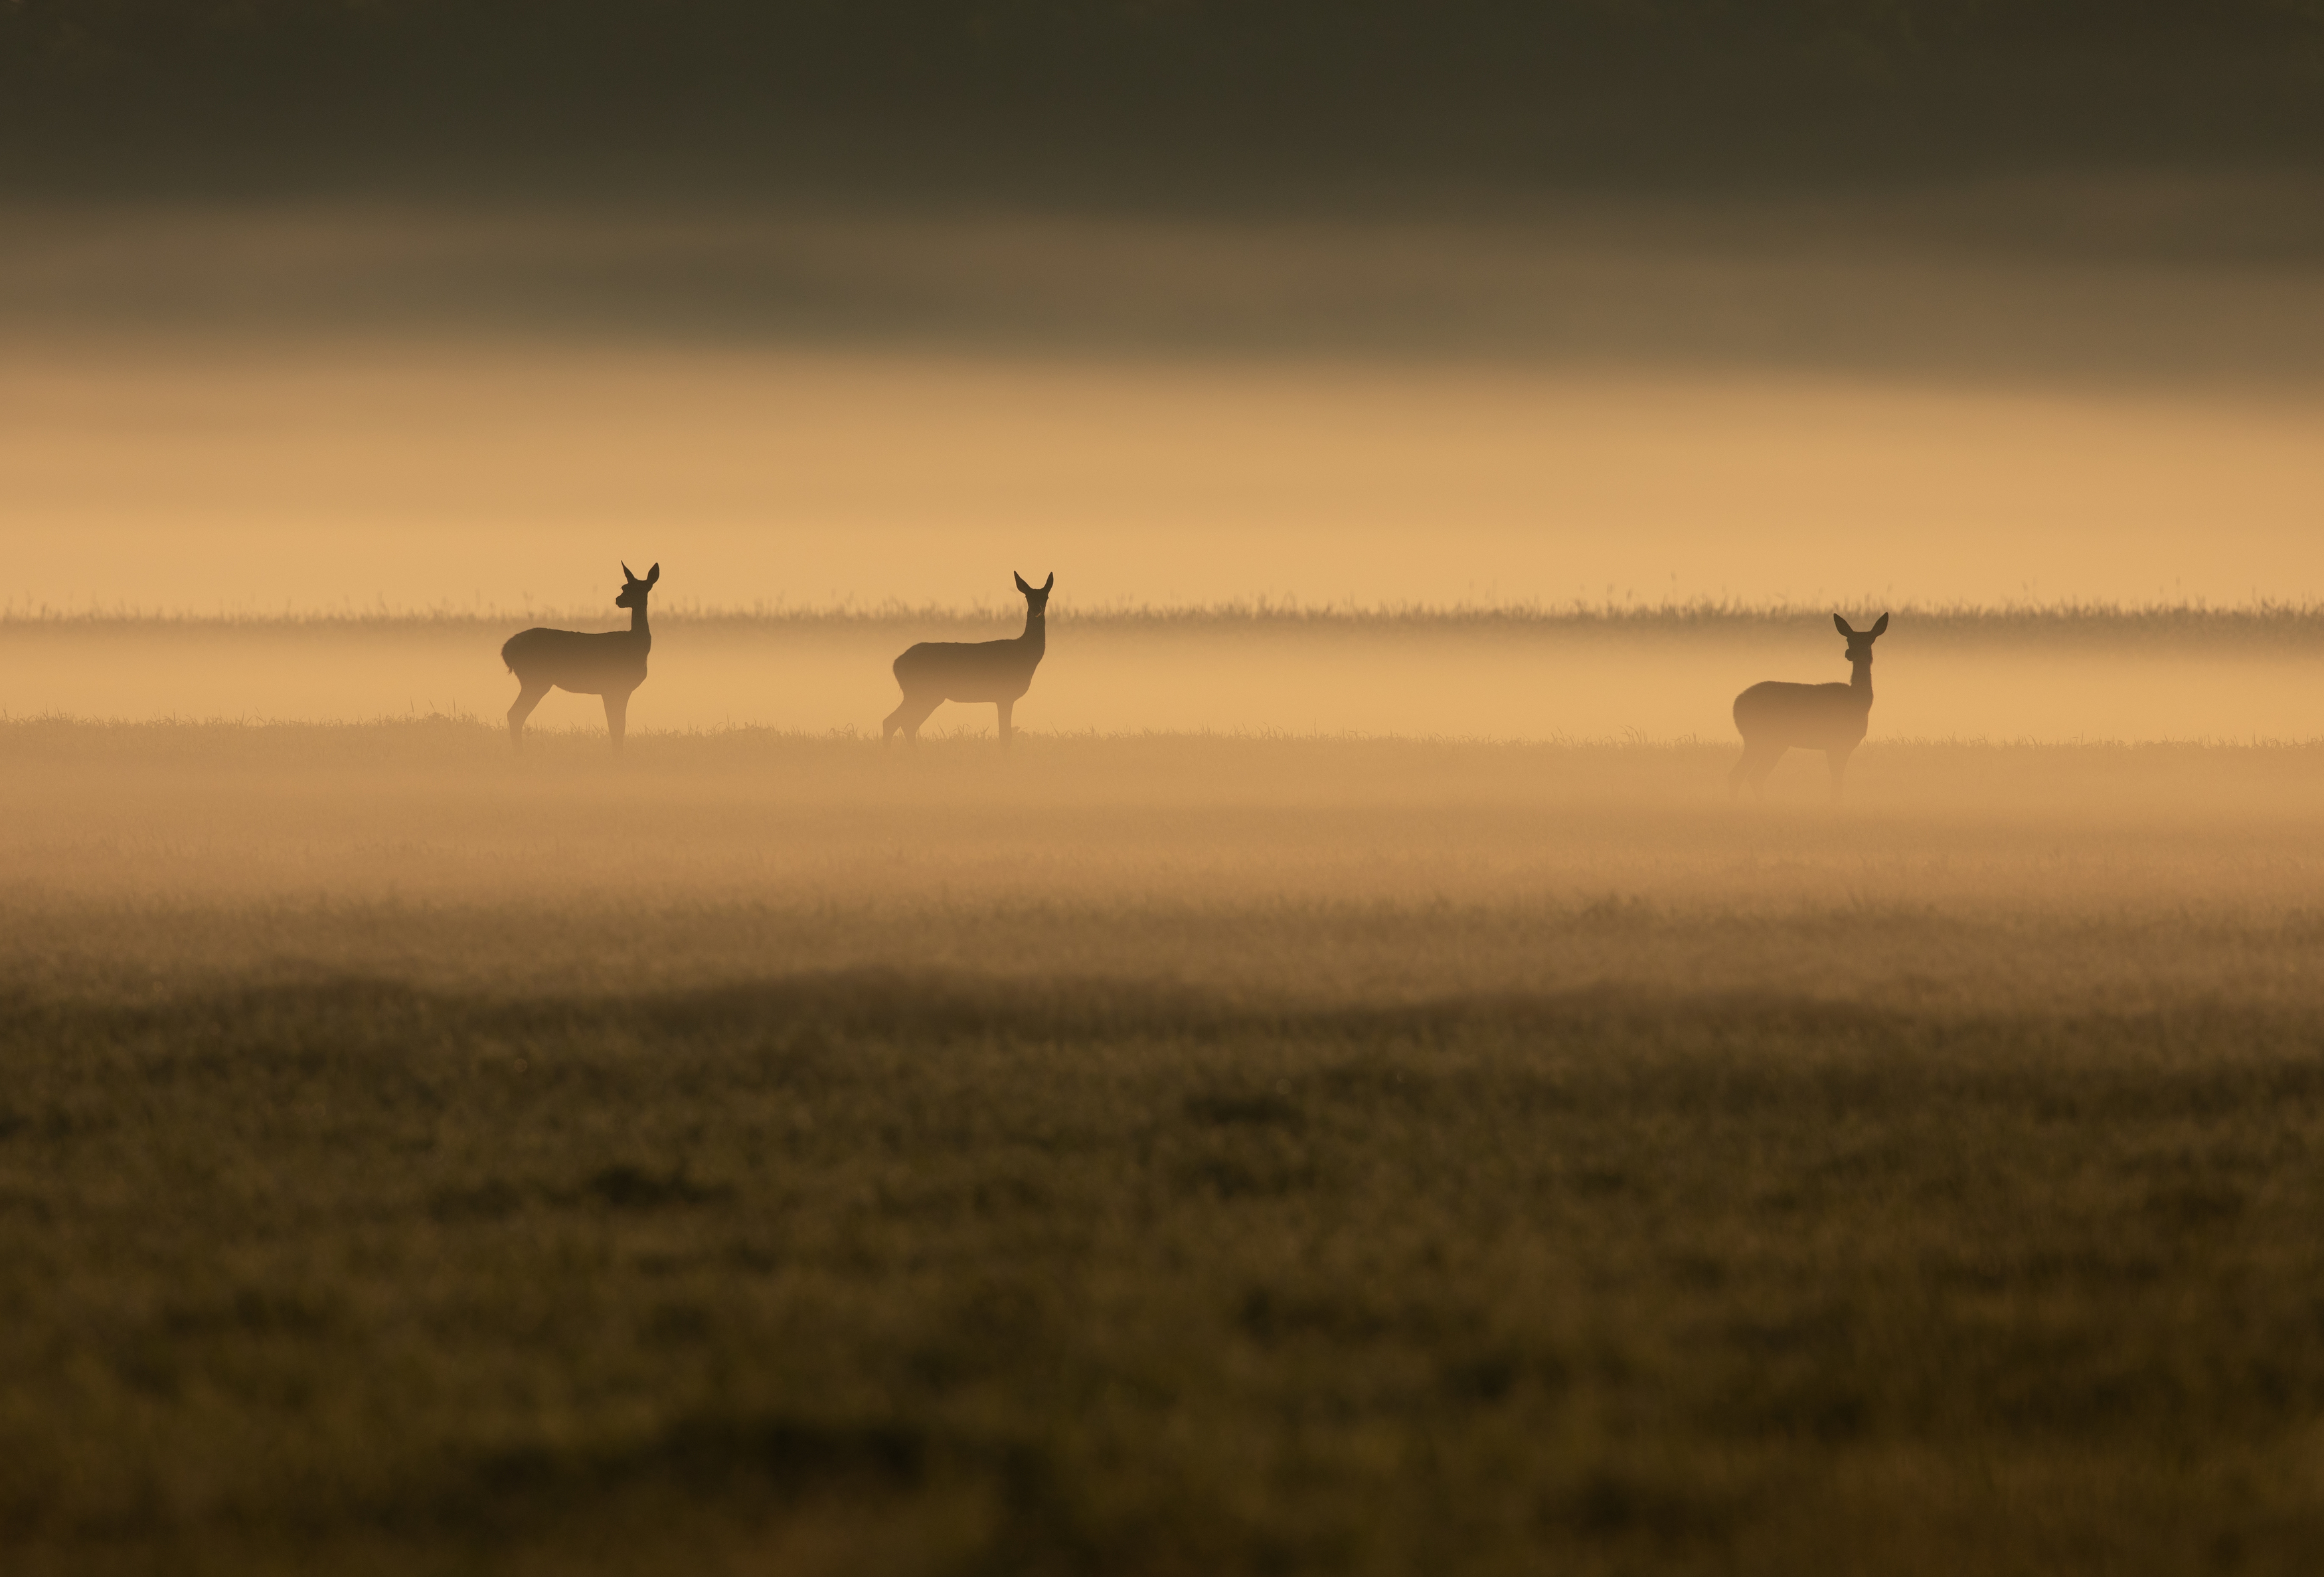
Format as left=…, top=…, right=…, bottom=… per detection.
left=1827, top=746, right=1853, bottom=806
left=1728, top=744, right=1755, bottom=797
left=884, top=693, right=936, bottom=744
left=996, top=698, right=1014, bottom=750
left=604, top=691, right=629, bottom=752
left=1746, top=744, right=1784, bottom=796
left=507, top=679, right=550, bottom=745
left=891, top=694, right=942, bottom=745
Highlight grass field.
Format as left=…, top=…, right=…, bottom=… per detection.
left=6, top=719, right=2324, bottom=1572
left=12, top=604, right=2324, bottom=740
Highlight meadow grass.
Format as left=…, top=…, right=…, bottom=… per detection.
left=4, top=720, right=2323, bottom=1572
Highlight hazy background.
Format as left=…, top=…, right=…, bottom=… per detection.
left=8, top=201, right=2324, bottom=614
left=9, top=2, right=2324, bottom=199
left=7, top=2, right=2324, bottom=733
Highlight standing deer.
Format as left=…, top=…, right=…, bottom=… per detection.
left=501, top=561, right=659, bottom=750
left=882, top=572, right=1052, bottom=747
left=1730, top=612, right=1888, bottom=803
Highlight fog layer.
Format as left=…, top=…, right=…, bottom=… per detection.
left=10, top=618, right=2324, bottom=746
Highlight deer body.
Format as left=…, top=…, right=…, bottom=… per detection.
left=503, top=562, right=659, bottom=750
left=883, top=572, right=1052, bottom=746
left=1730, top=613, right=1888, bottom=803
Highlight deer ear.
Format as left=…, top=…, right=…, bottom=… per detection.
left=1833, top=614, right=1854, bottom=637
left=1015, top=573, right=1032, bottom=593
left=1869, top=612, right=1888, bottom=637
left=1040, top=572, right=1054, bottom=592
left=645, top=563, right=660, bottom=586
left=622, top=561, right=636, bottom=582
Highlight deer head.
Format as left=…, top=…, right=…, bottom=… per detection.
left=616, top=562, right=661, bottom=610
left=1834, top=612, right=1888, bottom=662
left=1014, top=572, right=1054, bottom=615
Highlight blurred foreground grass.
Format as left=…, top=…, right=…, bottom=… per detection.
left=5, top=720, right=2323, bottom=1572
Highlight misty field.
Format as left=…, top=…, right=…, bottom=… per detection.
left=7, top=718, right=2324, bottom=1574
left=16, top=605, right=2324, bottom=742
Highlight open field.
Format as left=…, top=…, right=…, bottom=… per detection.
left=13, top=4, right=2324, bottom=1569
left=10, top=605, right=2324, bottom=740
left=5, top=719, right=2324, bottom=1572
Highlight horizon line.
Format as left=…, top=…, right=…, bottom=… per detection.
left=9, top=596, right=2324, bottom=629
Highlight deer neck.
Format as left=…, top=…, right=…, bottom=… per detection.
left=1021, top=606, right=1045, bottom=659
left=631, top=604, right=652, bottom=653
left=1850, top=653, right=1872, bottom=705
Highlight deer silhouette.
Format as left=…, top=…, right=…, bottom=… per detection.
left=1729, top=612, right=1888, bottom=803
left=501, top=562, right=659, bottom=750
left=882, top=572, right=1052, bottom=748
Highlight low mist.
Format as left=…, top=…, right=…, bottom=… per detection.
left=9, top=614, right=2324, bottom=745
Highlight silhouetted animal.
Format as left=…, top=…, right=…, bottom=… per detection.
left=501, top=562, right=659, bottom=750
left=1730, top=612, right=1888, bottom=803
left=882, top=572, right=1052, bottom=747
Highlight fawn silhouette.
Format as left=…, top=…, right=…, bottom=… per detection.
left=882, top=572, right=1052, bottom=747
left=1729, top=612, right=1888, bottom=803
left=501, top=562, right=659, bottom=750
